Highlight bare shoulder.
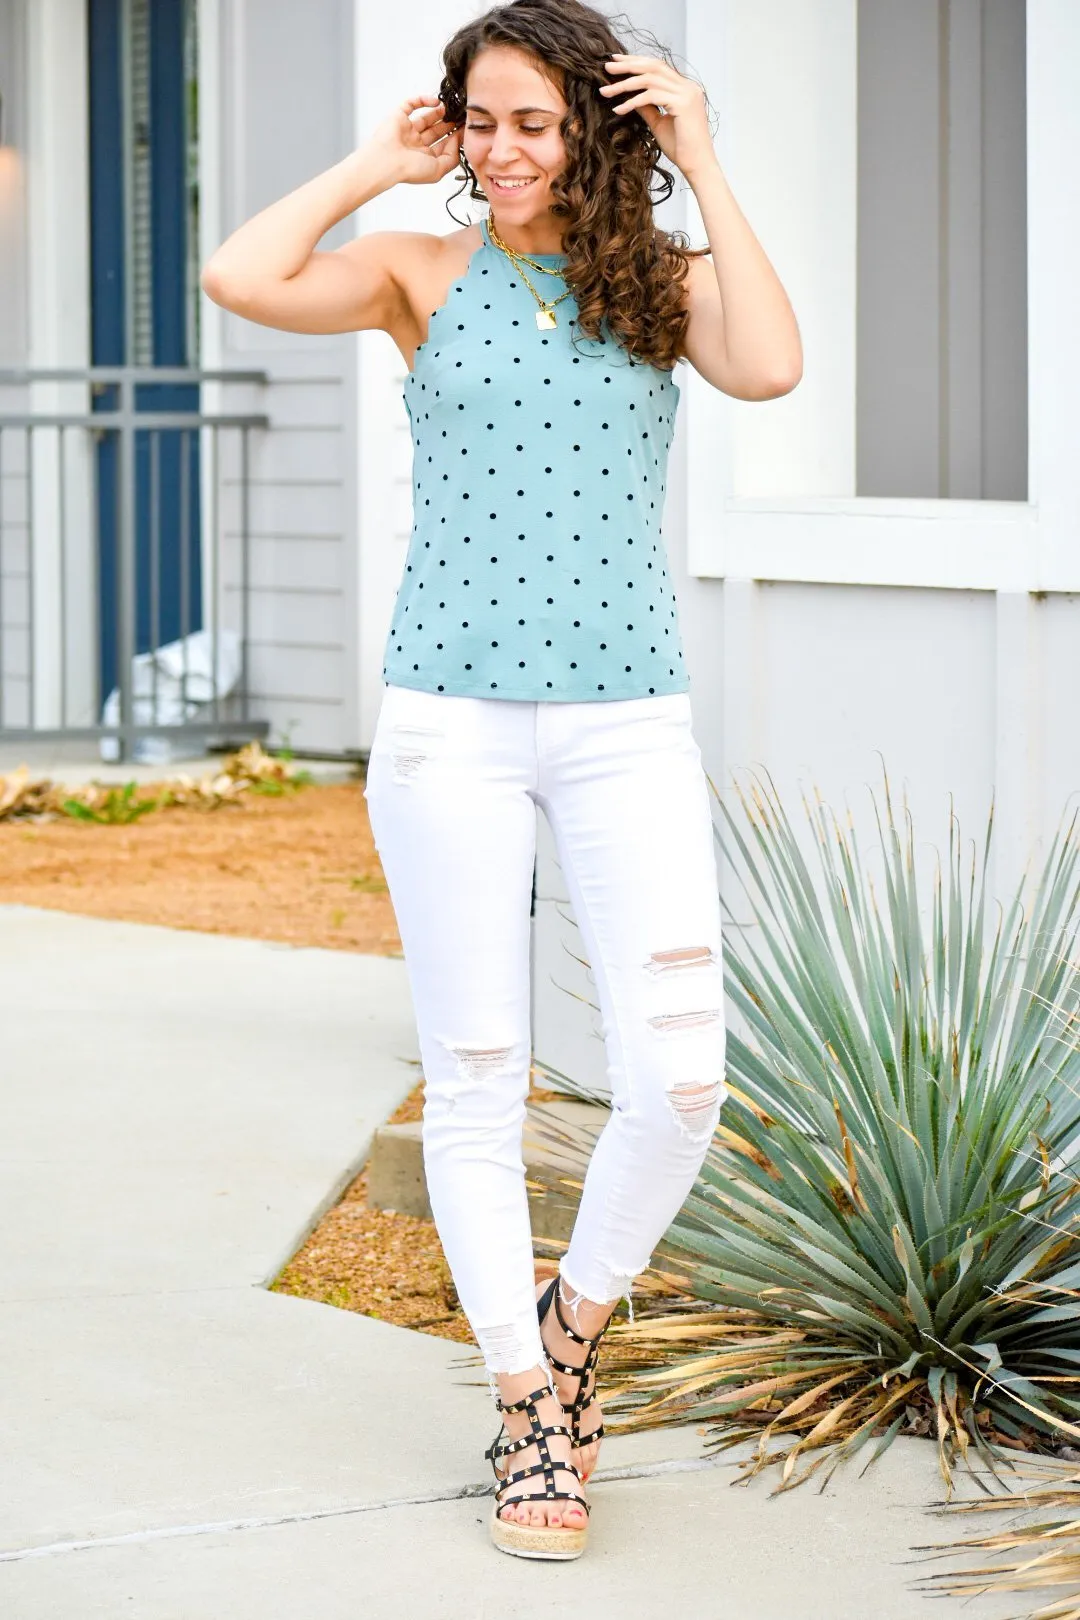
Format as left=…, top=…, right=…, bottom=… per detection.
left=674, top=249, right=724, bottom=368
left=661, top=247, right=709, bottom=341
left=679, top=249, right=714, bottom=300
left=337, top=226, right=483, bottom=367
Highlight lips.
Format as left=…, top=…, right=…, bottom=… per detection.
left=488, top=176, right=537, bottom=191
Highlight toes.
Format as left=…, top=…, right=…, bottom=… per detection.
left=499, top=1499, right=585, bottom=1532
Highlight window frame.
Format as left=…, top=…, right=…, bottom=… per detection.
left=683, top=0, right=1077, bottom=595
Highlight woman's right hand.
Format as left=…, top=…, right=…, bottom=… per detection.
left=371, top=96, right=465, bottom=187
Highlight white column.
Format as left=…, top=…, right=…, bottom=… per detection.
left=352, top=0, right=484, bottom=751
left=25, top=0, right=95, bottom=728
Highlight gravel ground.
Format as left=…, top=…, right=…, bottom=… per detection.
left=0, top=778, right=402, bottom=955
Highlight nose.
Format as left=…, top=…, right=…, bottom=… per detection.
left=488, top=129, right=524, bottom=167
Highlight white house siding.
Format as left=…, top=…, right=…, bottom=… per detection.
left=531, top=0, right=1080, bottom=1097
left=205, top=0, right=360, bottom=755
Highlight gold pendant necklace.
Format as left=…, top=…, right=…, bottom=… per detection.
left=487, top=215, right=574, bottom=331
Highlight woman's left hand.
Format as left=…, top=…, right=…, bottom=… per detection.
left=599, top=54, right=715, bottom=177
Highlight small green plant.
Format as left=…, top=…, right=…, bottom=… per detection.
left=61, top=782, right=158, bottom=825
left=323, top=1282, right=356, bottom=1310
left=269, top=721, right=299, bottom=765
left=248, top=768, right=313, bottom=796
left=349, top=873, right=388, bottom=893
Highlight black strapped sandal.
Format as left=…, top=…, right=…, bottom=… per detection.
left=486, top=1380, right=590, bottom=1559
left=536, top=1277, right=608, bottom=1468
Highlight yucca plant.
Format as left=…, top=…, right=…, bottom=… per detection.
left=530, top=769, right=1080, bottom=1612
left=909, top=1462, right=1080, bottom=1614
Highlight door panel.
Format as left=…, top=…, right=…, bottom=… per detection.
left=88, top=0, right=201, bottom=700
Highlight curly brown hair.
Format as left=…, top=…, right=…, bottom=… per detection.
left=438, top=0, right=711, bottom=372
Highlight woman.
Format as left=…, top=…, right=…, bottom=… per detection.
left=202, top=0, right=801, bottom=1561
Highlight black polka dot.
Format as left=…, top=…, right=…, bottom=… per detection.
left=386, top=244, right=684, bottom=702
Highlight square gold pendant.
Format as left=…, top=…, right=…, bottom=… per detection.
left=535, top=308, right=558, bottom=331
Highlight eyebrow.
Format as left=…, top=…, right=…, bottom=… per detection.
left=465, top=103, right=558, bottom=115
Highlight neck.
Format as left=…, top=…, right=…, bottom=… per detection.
left=488, top=212, right=566, bottom=257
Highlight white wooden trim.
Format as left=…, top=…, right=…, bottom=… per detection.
left=197, top=0, right=223, bottom=378
left=683, top=0, right=1076, bottom=595
left=716, top=498, right=1035, bottom=592
left=1024, top=0, right=1080, bottom=593
left=25, top=1, right=90, bottom=376
left=197, top=0, right=224, bottom=638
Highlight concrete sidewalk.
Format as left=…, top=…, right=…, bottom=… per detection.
left=0, top=906, right=1023, bottom=1618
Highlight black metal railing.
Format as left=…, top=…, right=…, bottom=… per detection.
left=0, top=367, right=270, bottom=761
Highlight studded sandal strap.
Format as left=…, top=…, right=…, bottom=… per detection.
left=494, top=1469, right=591, bottom=1517
left=536, top=1277, right=611, bottom=1451
left=495, top=1381, right=558, bottom=1416
left=487, top=1386, right=590, bottom=1519
left=497, top=1490, right=592, bottom=1518
left=486, top=1422, right=572, bottom=1464
left=499, top=1458, right=583, bottom=1488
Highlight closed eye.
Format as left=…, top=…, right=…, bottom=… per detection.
left=468, top=124, right=547, bottom=135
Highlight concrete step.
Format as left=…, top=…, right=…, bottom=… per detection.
left=366, top=1098, right=607, bottom=1241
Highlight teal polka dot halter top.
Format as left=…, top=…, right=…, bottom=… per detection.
left=384, top=212, right=689, bottom=701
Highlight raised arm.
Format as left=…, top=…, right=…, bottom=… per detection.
left=200, top=96, right=463, bottom=335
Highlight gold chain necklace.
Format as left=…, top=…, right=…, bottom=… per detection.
left=487, top=214, right=574, bottom=331
left=487, top=216, right=567, bottom=276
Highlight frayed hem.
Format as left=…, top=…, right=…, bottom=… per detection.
left=558, top=1257, right=638, bottom=1323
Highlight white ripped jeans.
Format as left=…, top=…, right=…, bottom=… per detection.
left=363, top=681, right=727, bottom=1379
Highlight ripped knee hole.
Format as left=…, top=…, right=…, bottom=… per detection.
left=644, top=944, right=718, bottom=975
left=645, top=945, right=722, bottom=1034
left=667, top=1079, right=724, bottom=1136
left=444, top=1042, right=516, bottom=1083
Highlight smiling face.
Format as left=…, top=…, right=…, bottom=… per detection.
left=463, top=45, right=573, bottom=246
